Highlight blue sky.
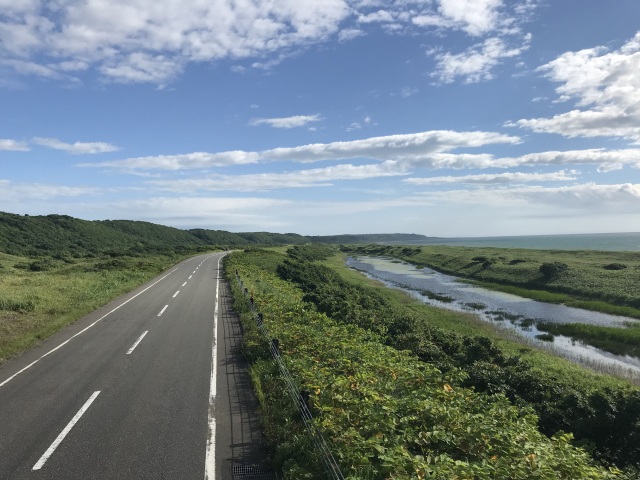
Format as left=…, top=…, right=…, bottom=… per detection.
left=1, top=0, right=640, bottom=237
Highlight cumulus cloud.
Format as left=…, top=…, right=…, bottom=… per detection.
left=437, top=0, right=503, bottom=37
left=250, top=114, right=322, bottom=129
left=0, top=0, right=536, bottom=85
left=510, top=32, right=640, bottom=142
left=82, top=129, right=521, bottom=170
left=0, top=139, right=29, bottom=151
left=404, top=170, right=578, bottom=185
left=33, top=137, right=120, bottom=154
left=0, top=0, right=350, bottom=84
left=430, top=34, right=531, bottom=84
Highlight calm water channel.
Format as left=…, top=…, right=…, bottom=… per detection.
left=346, top=256, right=640, bottom=378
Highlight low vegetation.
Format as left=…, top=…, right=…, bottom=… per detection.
left=537, top=322, right=640, bottom=358
left=0, top=252, right=187, bottom=363
left=226, top=247, right=619, bottom=479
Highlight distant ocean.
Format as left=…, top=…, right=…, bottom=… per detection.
left=402, top=232, right=640, bottom=252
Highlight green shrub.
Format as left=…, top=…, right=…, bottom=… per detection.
left=226, top=253, right=616, bottom=479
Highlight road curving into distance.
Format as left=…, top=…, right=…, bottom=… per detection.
left=0, top=252, right=267, bottom=479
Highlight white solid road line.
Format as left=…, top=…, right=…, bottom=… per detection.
left=157, top=305, right=169, bottom=317
left=32, top=391, right=101, bottom=470
left=173, top=291, right=180, bottom=298
left=126, top=331, right=148, bottom=355
left=204, top=255, right=222, bottom=480
left=0, top=268, right=179, bottom=389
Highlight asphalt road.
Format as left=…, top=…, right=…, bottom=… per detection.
left=0, top=252, right=267, bottom=479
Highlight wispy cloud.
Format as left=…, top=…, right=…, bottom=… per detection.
left=82, top=130, right=520, bottom=171
left=429, top=34, right=531, bottom=84
left=249, top=114, right=322, bottom=129
left=147, top=161, right=406, bottom=192
left=33, top=137, right=119, bottom=154
left=0, top=139, right=29, bottom=151
left=421, top=183, right=640, bottom=212
left=0, top=179, right=100, bottom=199
left=404, top=170, right=579, bottom=186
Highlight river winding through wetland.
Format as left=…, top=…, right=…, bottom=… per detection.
left=346, top=256, right=640, bottom=379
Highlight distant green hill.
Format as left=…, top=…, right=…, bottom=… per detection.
left=0, top=211, right=428, bottom=257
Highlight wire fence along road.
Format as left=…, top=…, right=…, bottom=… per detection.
left=235, top=274, right=346, bottom=480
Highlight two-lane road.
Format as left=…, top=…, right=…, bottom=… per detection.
left=0, top=252, right=259, bottom=479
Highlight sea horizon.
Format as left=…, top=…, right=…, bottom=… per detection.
left=387, top=231, right=640, bottom=252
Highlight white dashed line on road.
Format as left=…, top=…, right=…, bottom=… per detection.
left=32, top=391, right=101, bottom=470
left=158, top=305, right=169, bottom=317
left=126, top=331, right=148, bottom=355
left=173, top=291, right=180, bottom=298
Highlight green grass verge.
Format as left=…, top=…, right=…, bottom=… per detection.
left=0, top=253, right=199, bottom=363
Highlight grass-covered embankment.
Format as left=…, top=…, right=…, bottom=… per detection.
left=225, top=246, right=625, bottom=478
left=0, top=252, right=190, bottom=363
left=342, top=244, right=640, bottom=319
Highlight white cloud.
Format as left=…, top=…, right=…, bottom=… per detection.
left=82, top=129, right=520, bottom=170
left=33, top=137, right=120, bottom=154
left=259, top=130, right=520, bottom=163
left=404, top=170, right=578, bottom=185
left=0, top=0, right=537, bottom=85
left=417, top=183, right=640, bottom=214
left=104, top=196, right=294, bottom=229
left=0, top=179, right=100, bottom=200
left=0, top=139, right=29, bottom=151
left=508, top=148, right=640, bottom=168
left=100, top=53, right=182, bottom=85
left=430, top=34, right=530, bottom=84
left=437, top=0, right=503, bottom=36
left=511, top=32, right=640, bottom=142
left=1, top=0, right=351, bottom=84
left=81, top=151, right=261, bottom=170
left=147, top=161, right=407, bottom=192
left=357, top=10, right=395, bottom=24
left=597, top=163, right=623, bottom=173
left=338, top=28, right=365, bottom=42
left=250, top=114, right=322, bottom=129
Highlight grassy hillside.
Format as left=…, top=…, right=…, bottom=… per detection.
left=0, top=211, right=429, bottom=258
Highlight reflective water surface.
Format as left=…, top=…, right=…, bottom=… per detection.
left=347, top=256, right=640, bottom=378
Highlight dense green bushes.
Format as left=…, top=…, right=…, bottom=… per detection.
left=274, top=247, right=640, bottom=471
left=226, top=250, right=616, bottom=479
